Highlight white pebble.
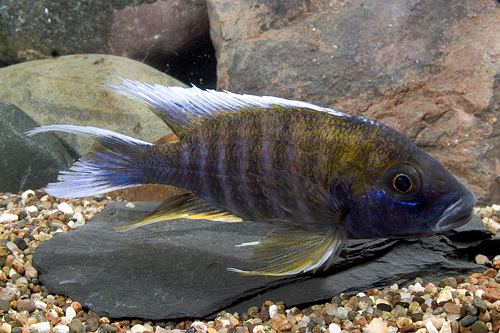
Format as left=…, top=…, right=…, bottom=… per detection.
left=6, top=242, right=18, bottom=251
left=125, top=202, right=136, bottom=208
left=29, top=322, right=51, bottom=333
left=131, top=325, right=147, bottom=333
left=328, top=323, right=341, bottom=333
left=57, top=202, right=74, bottom=214
left=412, top=282, right=425, bottom=293
left=475, top=289, right=485, bottom=298
left=65, top=306, right=76, bottom=319
left=440, top=321, right=452, bottom=333
left=387, top=326, right=398, bottom=333
left=426, top=321, right=439, bottom=333
left=25, top=205, right=38, bottom=213
left=53, top=325, right=70, bottom=333
left=492, top=204, right=500, bottom=211
left=35, top=301, right=47, bottom=310
left=0, top=213, right=18, bottom=223
left=269, top=304, right=278, bottom=318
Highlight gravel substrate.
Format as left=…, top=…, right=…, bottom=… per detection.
left=1, top=189, right=500, bottom=333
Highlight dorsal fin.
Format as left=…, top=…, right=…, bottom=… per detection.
left=105, top=77, right=345, bottom=139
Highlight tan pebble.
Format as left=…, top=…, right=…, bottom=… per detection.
left=366, top=318, right=387, bottom=333
left=271, top=314, right=292, bottom=332
left=24, top=265, right=38, bottom=279
left=436, top=290, right=453, bottom=304
left=100, top=317, right=111, bottom=325
left=0, top=322, right=12, bottom=333
left=396, top=317, right=412, bottom=328
left=207, top=328, right=217, bottom=333
left=484, top=268, right=498, bottom=278
left=476, top=254, right=490, bottom=265
left=443, top=302, right=461, bottom=314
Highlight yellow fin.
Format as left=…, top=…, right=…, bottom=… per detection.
left=227, top=227, right=346, bottom=276
left=119, top=193, right=243, bottom=231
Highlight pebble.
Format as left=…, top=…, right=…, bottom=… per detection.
left=16, top=299, right=35, bottom=313
left=29, top=322, right=51, bottom=333
left=2, top=193, right=500, bottom=333
left=57, top=202, right=74, bottom=215
left=471, top=320, right=489, bottom=333
left=53, top=326, right=70, bottom=333
left=460, top=315, right=478, bottom=327
left=0, top=213, right=18, bottom=223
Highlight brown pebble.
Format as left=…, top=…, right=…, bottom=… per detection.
left=400, top=324, right=416, bottom=333
left=12, top=259, right=25, bottom=274
left=349, top=329, right=361, bottom=333
left=443, top=302, right=462, bottom=314
left=353, top=316, right=367, bottom=326
left=71, top=301, right=83, bottom=312
left=484, top=268, right=498, bottom=279
left=57, top=296, right=66, bottom=307
left=50, top=317, right=62, bottom=326
left=478, top=310, right=491, bottom=322
left=271, top=314, right=292, bottom=332
left=16, top=299, right=35, bottom=313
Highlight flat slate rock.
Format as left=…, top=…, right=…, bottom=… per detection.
left=34, top=202, right=498, bottom=320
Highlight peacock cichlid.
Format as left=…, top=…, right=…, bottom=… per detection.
left=27, top=78, right=476, bottom=276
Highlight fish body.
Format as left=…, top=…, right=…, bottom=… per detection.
left=27, top=78, right=476, bottom=276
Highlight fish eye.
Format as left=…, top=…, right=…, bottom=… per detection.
left=384, top=164, right=421, bottom=198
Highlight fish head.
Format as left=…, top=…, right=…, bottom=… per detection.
left=341, top=138, right=476, bottom=239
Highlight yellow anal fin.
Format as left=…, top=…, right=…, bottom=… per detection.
left=119, top=192, right=243, bottom=231
left=227, top=227, right=346, bottom=276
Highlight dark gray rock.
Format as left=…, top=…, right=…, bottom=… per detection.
left=0, top=103, right=73, bottom=193
left=33, top=201, right=498, bottom=319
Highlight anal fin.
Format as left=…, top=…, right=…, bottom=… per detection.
left=119, top=193, right=243, bottom=231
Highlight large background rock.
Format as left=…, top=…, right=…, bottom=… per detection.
left=0, top=54, right=185, bottom=157
left=33, top=202, right=499, bottom=319
left=207, top=0, right=500, bottom=204
left=0, top=103, right=73, bottom=193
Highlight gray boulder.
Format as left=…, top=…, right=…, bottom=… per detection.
left=33, top=201, right=497, bottom=319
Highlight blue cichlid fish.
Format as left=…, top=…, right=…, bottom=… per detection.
left=27, top=78, right=476, bottom=276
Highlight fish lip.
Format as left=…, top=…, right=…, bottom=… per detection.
left=431, top=190, right=476, bottom=232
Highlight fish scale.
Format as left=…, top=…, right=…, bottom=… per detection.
left=25, top=78, right=476, bottom=276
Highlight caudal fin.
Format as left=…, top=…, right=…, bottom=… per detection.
left=26, top=125, right=153, bottom=198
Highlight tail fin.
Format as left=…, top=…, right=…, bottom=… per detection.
left=26, top=125, right=153, bottom=198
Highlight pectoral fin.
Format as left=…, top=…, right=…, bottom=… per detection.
left=229, top=170, right=348, bottom=276
left=227, top=227, right=346, bottom=276
left=119, top=193, right=243, bottom=231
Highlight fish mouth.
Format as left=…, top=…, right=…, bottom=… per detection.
left=431, top=189, right=476, bottom=232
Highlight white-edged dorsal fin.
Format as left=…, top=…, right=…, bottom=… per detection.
left=105, top=77, right=345, bottom=139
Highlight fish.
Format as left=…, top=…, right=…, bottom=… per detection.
left=26, top=78, right=476, bottom=276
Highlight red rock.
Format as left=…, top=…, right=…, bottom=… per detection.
left=71, top=301, right=83, bottom=312
left=208, top=0, right=500, bottom=203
